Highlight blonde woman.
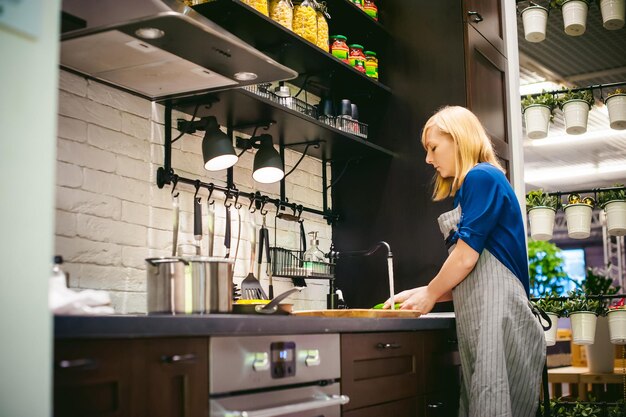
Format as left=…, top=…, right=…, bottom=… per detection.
left=385, top=106, right=545, bottom=417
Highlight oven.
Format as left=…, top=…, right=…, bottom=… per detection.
left=209, top=334, right=348, bottom=417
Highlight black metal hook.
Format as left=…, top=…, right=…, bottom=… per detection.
left=224, top=189, right=233, bottom=208
left=194, top=180, right=201, bottom=203
left=171, top=175, right=180, bottom=198
left=233, top=190, right=243, bottom=210
left=296, top=204, right=304, bottom=221
left=249, top=195, right=258, bottom=213
left=206, top=183, right=215, bottom=206
left=260, top=196, right=270, bottom=216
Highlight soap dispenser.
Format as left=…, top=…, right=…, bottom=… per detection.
left=303, top=231, right=325, bottom=274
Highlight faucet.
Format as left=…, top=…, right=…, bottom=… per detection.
left=327, top=241, right=396, bottom=309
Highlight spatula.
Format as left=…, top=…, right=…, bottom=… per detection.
left=241, top=213, right=268, bottom=300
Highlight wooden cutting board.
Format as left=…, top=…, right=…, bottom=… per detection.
left=292, top=309, right=422, bottom=318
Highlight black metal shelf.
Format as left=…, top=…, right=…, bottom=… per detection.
left=325, top=0, right=390, bottom=52
left=191, top=0, right=392, bottom=100
left=171, top=88, right=396, bottom=161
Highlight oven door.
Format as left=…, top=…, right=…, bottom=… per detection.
left=210, top=384, right=348, bottom=417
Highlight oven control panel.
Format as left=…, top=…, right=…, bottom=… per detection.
left=270, top=341, right=296, bottom=378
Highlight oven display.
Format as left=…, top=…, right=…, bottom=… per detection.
left=270, top=341, right=296, bottom=378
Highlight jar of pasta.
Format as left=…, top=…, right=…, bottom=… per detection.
left=363, top=0, right=378, bottom=20
left=293, top=0, right=318, bottom=44
left=269, top=0, right=293, bottom=30
left=348, top=44, right=366, bottom=73
left=330, top=35, right=349, bottom=63
left=242, top=0, right=269, bottom=16
left=365, top=51, right=378, bottom=79
left=315, top=2, right=330, bottom=51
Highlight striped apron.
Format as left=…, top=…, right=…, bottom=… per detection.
left=437, top=207, right=545, bottom=417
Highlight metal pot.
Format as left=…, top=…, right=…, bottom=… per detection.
left=146, top=256, right=234, bottom=314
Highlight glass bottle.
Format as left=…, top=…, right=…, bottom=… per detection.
left=363, top=0, right=378, bottom=20
left=303, top=231, right=325, bottom=275
left=365, top=50, right=378, bottom=80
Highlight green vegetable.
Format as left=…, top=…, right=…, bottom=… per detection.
left=372, top=302, right=401, bottom=310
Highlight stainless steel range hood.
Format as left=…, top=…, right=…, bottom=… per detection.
left=61, top=0, right=297, bottom=100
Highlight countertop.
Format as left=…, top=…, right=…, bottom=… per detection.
left=54, top=312, right=455, bottom=339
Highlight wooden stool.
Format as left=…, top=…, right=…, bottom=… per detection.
left=547, top=366, right=587, bottom=399
left=580, top=367, right=626, bottom=401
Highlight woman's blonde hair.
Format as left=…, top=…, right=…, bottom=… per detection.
left=421, top=106, right=504, bottom=201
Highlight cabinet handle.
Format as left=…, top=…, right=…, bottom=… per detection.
left=160, top=353, right=197, bottom=363
left=467, top=11, right=483, bottom=23
left=376, top=342, right=401, bottom=349
left=57, top=358, right=97, bottom=370
left=428, top=402, right=443, bottom=408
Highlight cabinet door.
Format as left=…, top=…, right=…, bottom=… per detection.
left=463, top=0, right=505, bottom=56
left=55, top=339, right=132, bottom=417
left=341, top=332, right=422, bottom=412
left=135, top=338, right=209, bottom=417
left=465, top=24, right=510, bottom=164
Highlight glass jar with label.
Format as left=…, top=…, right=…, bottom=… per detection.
left=365, top=51, right=378, bottom=80
left=269, top=0, right=294, bottom=30
left=293, top=0, right=318, bottom=44
left=352, top=0, right=363, bottom=9
left=348, top=44, right=366, bottom=73
left=242, top=0, right=269, bottom=16
left=363, top=0, right=378, bottom=20
left=315, top=2, right=330, bottom=51
left=330, top=35, right=349, bottom=63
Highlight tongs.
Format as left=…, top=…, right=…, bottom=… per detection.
left=258, top=214, right=274, bottom=298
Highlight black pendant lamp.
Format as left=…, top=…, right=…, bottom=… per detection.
left=253, top=134, right=284, bottom=183
left=202, top=116, right=238, bottom=171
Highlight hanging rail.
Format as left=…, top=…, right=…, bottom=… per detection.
left=542, top=185, right=626, bottom=202
left=521, top=80, right=626, bottom=99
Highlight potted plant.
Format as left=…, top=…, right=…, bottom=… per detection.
left=564, top=289, right=602, bottom=345
left=551, top=0, right=591, bottom=35
left=557, top=89, right=594, bottom=134
left=522, top=92, right=557, bottom=139
left=598, top=184, right=626, bottom=236
left=520, top=2, right=550, bottom=42
left=526, top=189, right=559, bottom=240
left=533, top=291, right=564, bottom=346
left=598, top=0, right=625, bottom=29
left=528, top=240, right=570, bottom=297
left=608, top=298, right=626, bottom=344
left=569, top=401, right=602, bottom=417
left=564, top=193, right=595, bottom=239
left=605, top=88, right=626, bottom=130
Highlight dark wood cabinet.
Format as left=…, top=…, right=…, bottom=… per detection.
left=463, top=0, right=505, bottom=56
left=54, top=339, right=133, bottom=417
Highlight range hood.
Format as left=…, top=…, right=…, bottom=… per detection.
left=61, top=0, right=297, bottom=100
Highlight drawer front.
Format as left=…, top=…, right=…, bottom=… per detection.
left=341, top=332, right=423, bottom=411
left=54, top=339, right=132, bottom=417
left=343, top=397, right=420, bottom=417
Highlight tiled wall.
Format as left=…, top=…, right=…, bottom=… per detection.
left=55, top=70, right=332, bottom=313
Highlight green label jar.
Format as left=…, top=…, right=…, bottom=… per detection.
left=330, top=35, right=349, bottom=61
left=348, top=44, right=366, bottom=72
left=365, top=51, right=378, bottom=79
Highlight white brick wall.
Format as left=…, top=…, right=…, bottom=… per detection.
left=55, top=71, right=333, bottom=313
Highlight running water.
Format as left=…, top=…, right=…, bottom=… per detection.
left=387, top=257, right=395, bottom=310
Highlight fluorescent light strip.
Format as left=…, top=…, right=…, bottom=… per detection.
left=524, top=161, right=626, bottom=183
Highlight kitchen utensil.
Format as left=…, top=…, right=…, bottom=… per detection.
left=292, top=309, right=422, bottom=318
left=254, top=287, right=302, bottom=314
left=146, top=256, right=234, bottom=314
left=232, top=287, right=302, bottom=315
left=171, top=194, right=180, bottom=256
left=206, top=200, right=215, bottom=256
left=240, top=213, right=268, bottom=300
left=194, top=196, right=202, bottom=255
left=258, top=214, right=273, bottom=298
left=224, top=204, right=231, bottom=258
left=339, top=99, right=352, bottom=117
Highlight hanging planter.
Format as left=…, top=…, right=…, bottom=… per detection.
left=560, top=0, right=589, bottom=36
left=544, top=312, right=560, bottom=346
left=532, top=295, right=564, bottom=347
left=599, top=0, right=625, bottom=29
left=598, top=185, right=626, bottom=236
left=608, top=301, right=626, bottom=344
left=585, top=316, right=616, bottom=372
left=558, top=89, right=594, bottom=135
left=563, top=194, right=595, bottom=239
left=521, top=5, right=549, bottom=42
left=522, top=93, right=556, bottom=139
left=570, top=311, right=598, bottom=344
left=604, top=89, right=626, bottom=130
left=526, top=189, right=559, bottom=240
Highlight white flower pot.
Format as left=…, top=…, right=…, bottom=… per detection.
left=521, top=6, right=549, bottom=42
left=562, top=0, right=589, bottom=36
left=585, top=316, right=616, bottom=372
left=528, top=207, right=556, bottom=241
left=608, top=309, right=626, bottom=344
left=570, top=311, right=597, bottom=345
left=564, top=203, right=593, bottom=239
left=605, top=200, right=626, bottom=236
left=543, top=312, right=560, bottom=346
left=562, top=99, right=590, bottom=134
left=524, top=104, right=551, bottom=139
left=605, top=94, right=626, bottom=130
left=600, top=0, right=625, bottom=30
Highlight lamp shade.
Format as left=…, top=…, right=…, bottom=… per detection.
left=253, top=135, right=284, bottom=183
left=202, top=117, right=238, bottom=171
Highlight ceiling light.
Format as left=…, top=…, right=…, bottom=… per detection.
left=135, top=27, right=165, bottom=39
left=201, top=117, right=238, bottom=171
left=234, top=71, right=258, bottom=81
left=524, top=161, right=626, bottom=183
left=252, top=135, right=284, bottom=184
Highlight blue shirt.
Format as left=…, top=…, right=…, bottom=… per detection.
left=451, top=163, right=530, bottom=295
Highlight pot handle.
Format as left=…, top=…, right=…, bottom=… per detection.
left=146, top=258, right=189, bottom=266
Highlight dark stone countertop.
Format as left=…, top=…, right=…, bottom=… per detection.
left=54, top=313, right=456, bottom=339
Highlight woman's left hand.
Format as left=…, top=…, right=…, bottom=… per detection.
left=400, top=286, right=437, bottom=314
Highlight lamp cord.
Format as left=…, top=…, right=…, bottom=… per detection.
left=171, top=103, right=200, bottom=144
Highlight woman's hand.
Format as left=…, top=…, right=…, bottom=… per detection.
left=399, top=286, right=437, bottom=314
left=382, top=287, right=418, bottom=309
